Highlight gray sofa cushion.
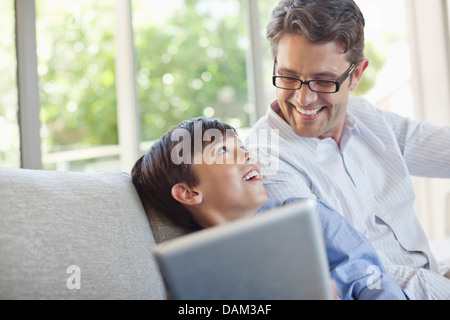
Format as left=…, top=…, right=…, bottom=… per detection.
left=0, top=167, right=166, bottom=300
left=146, top=207, right=193, bottom=244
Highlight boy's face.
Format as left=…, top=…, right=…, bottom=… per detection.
left=191, top=135, right=268, bottom=226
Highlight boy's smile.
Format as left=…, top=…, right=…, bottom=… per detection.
left=243, top=167, right=262, bottom=182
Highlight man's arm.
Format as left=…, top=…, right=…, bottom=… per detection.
left=384, top=110, right=450, bottom=178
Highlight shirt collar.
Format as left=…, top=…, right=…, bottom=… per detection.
left=346, top=107, right=387, bottom=154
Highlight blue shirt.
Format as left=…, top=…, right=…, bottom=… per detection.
left=258, top=198, right=408, bottom=300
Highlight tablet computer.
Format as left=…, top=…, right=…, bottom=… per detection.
left=153, top=199, right=333, bottom=300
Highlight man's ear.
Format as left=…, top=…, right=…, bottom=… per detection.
left=171, top=183, right=203, bottom=206
left=350, top=59, right=369, bottom=91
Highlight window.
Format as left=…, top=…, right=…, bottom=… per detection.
left=28, top=0, right=255, bottom=172
left=355, top=0, right=414, bottom=118
left=258, top=0, right=280, bottom=110
left=11, top=0, right=413, bottom=172
left=36, top=0, right=118, bottom=171
left=133, top=0, right=252, bottom=142
left=0, top=1, right=20, bottom=168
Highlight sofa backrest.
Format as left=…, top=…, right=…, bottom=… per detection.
left=0, top=167, right=167, bottom=300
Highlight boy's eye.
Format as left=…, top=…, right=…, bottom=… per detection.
left=218, top=146, right=228, bottom=154
left=216, top=143, right=247, bottom=155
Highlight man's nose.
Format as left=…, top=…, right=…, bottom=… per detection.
left=294, top=84, right=319, bottom=106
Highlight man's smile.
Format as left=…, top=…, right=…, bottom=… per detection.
left=295, top=106, right=325, bottom=116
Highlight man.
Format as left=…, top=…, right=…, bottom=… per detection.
left=247, top=0, right=450, bottom=299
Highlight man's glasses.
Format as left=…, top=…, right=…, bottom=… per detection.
left=272, top=61, right=356, bottom=94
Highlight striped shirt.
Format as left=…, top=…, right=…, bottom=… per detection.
left=247, top=97, right=450, bottom=299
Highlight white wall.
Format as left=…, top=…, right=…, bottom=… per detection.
left=407, top=0, right=450, bottom=241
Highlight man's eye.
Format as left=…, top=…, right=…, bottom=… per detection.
left=282, top=77, right=298, bottom=83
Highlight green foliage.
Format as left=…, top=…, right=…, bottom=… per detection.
left=37, top=1, right=118, bottom=149
left=0, top=0, right=20, bottom=167
left=37, top=0, right=252, bottom=147
left=135, top=0, right=250, bottom=141
left=35, top=0, right=384, bottom=152
left=353, top=41, right=386, bottom=96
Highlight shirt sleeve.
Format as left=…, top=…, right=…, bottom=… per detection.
left=316, top=200, right=408, bottom=300
left=384, top=264, right=450, bottom=300
left=383, top=109, right=450, bottom=178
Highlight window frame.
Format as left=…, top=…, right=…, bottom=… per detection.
left=15, top=0, right=42, bottom=169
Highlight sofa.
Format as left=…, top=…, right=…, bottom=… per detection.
left=2, top=166, right=449, bottom=300
left=0, top=166, right=191, bottom=300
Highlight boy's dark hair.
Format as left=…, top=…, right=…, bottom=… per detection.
left=267, top=0, right=366, bottom=63
left=131, top=117, right=237, bottom=231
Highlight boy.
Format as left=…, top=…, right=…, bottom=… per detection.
left=132, top=117, right=407, bottom=300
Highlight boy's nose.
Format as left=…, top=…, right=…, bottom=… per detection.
left=245, top=150, right=256, bottom=164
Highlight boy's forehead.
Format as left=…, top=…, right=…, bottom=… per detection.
left=202, top=128, right=236, bottom=140
left=203, top=133, right=241, bottom=149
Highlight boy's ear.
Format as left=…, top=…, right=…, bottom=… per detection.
left=171, top=183, right=203, bottom=206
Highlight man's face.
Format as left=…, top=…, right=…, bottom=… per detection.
left=274, top=33, right=363, bottom=144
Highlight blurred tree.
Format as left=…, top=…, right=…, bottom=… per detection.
left=0, top=0, right=20, bottom=167
left=37, top=0, right=118, bottom=150
left=353, top=41, right=386, bottom=96
left=135, top=0, right=250, bottom=141
left=35, top=0, right=384, bottom=154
